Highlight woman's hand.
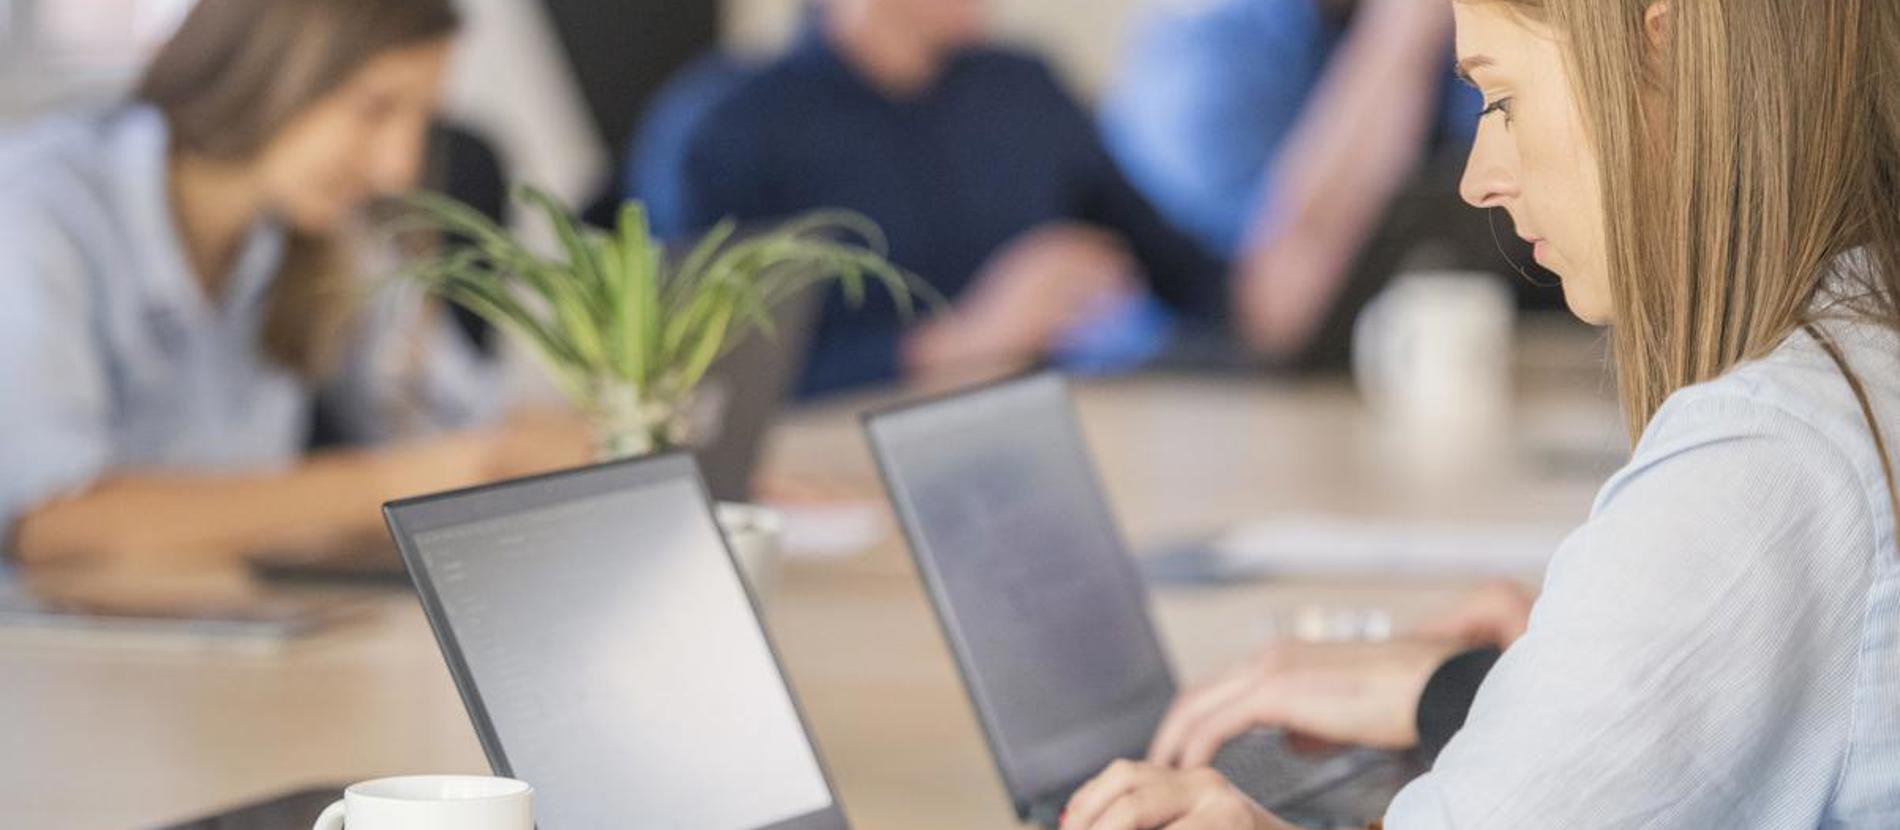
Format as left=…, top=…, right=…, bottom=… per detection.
left=365, top=409, right=591, bottom=502
left=484, top=408, right=594, bottom=479
left=1060, top=760, right=1302, bottom=830
left=1414, top=579, right=1538, bottom=648
left=1149, top=638, right=1466, bottom=767
left=1146, top=583, right=1537, bottom=768
left=365, top=430, right=501, bottom=502
left=904, top=222, right=1138, bottom=376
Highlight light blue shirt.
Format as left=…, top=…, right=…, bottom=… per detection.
left=1387, top=308, right=1900, bottom=826
left=0, top=105, right=497, bottom=549
left=1099, top=0, right=1481, bottom=257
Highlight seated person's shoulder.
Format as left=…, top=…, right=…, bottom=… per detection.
left=1661, top=321, right=1899, bottom=441
left=640, top=54, right=759, bottom=131
left=1625, top=321, right=1900, bottom=522
left=0, top=110, right=135, bottom=305
left=0, top=115, right=103, bottom=200
left=0, top=108, right=140, bottom=238
left=682, top=53, right=827, bottom=145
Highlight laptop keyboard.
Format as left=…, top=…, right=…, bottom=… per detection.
left=1031, top=731, right=1415, bottom=830
left=1216, top=729, right=1415, bottom=828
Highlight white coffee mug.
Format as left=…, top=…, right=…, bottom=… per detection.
left=718, top=501, right=785, bottom=596
left=312, top=775, right=532, bottom=830
left=1353, top=271, right=1515, bottom=430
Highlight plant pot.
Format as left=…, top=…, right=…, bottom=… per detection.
left=587, top=381, right=692, bottom=462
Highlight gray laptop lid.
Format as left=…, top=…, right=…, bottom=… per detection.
left=863, top=374, right=1177, bottom=815
left=690, top=288, right=821, bottom=502
left=385, top=455, right=848, bottom=830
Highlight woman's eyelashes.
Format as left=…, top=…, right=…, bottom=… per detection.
left=1479, top=97, right=1515, bottom=126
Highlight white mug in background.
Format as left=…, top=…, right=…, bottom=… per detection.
left=1352, top=271, right=1516, bottom=431
left=311, top=775, right=532, bottom=830
left=718, top=501, right=785, bottom=597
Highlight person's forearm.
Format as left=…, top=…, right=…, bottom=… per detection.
left=1239, top=0, right=1455, bottom=354
left=1273, top=0, right=1451, bottom=237
left=12, top=450, right=396, bottom=566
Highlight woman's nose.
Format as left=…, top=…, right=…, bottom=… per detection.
left=1460, top=131, right=1517, bottom=210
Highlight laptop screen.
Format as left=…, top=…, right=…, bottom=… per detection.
left=865, top=375, right=1176, bottom=808
left=387, top=456, right=846, bottom=830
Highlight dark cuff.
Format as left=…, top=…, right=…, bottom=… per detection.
left=1415, top=646, right=1504, bottom=762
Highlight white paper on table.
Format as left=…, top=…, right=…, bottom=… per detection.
left=771, top=500, right=891, bottom=559
left=1207, top=514, right=1577, bottom=578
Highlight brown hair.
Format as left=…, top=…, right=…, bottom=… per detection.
left=136, top=0, right=461, bottom=378
left=1464, top=0, right=1900, bottom=443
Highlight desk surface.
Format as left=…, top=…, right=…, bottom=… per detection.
left=1, top=321, right=1620, bottom=830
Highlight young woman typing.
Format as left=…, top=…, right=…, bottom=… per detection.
left=0, top=0, right=587, bottom=569
left=1061, top=0, right=1900, bottom=826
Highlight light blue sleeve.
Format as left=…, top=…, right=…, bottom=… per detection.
left=1098, top=0, right=1328, bottom=256
left=0, top=194, right=113, bottom=550
left=1385, top=391, right=1874, bottom=827
left=318, top=280, right=504, bottom=445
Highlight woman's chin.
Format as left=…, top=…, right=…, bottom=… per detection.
left=1561, top=286, right=1613, bottom=326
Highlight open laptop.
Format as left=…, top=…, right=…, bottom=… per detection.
left=383, top=454, right=848, bottom=830
left=253, top=291, right=820, bottom=585
left=862, top=373, right=1418, bottom=829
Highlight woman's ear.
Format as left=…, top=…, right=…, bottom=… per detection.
left=1645, top=2, right=1670, bottom=50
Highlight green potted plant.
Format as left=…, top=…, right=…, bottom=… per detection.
left=397, top=186, right=928, bottom=460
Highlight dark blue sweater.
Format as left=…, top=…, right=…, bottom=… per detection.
left=669, top=34, right=1229, bottom=397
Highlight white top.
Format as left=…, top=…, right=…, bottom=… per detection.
left=1387, top=308, right=1900, bottom=826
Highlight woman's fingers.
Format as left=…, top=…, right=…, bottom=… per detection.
left=1064, top=763, right=1283, bottom=830
left=1091, top=784, right=1182, bottom=830
left=1062, top=759, right=1151, bottom=830
left=1176, top=692, right=1284, bottom=769
left=1062, top=760, right=1198, bottom=830
left=1149, top=667, right=1263, bottom=765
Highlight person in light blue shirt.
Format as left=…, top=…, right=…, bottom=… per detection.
left=0, top=0, right=587, bottom=568
left=1060, top=0, right=1900, bottom=827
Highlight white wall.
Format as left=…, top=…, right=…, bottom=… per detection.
left=721, top=0, right=1153, bottom=99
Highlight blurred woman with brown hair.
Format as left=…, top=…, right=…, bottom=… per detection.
left=0, top=0, right=584, bottom=568
left=1059, top=0, right=1900, bottom=826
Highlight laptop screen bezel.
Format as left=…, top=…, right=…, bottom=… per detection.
left=384, top=453, right=850, bottom=830
left=861, top=372, right=1180, bottom=819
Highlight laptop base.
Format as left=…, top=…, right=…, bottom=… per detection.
left=1022, top=731, right=1412, bottom=830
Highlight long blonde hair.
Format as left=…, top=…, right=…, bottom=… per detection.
left=1468, top=0, right=1900, bottom=443
left=137, top=0, right=461, bottom=379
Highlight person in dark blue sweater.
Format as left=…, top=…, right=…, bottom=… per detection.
left=662, top=0, right=1235, bottom=398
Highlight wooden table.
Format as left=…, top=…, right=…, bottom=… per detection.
left=0, top=320, right=1621, bottom=830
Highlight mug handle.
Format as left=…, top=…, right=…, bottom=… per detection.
left=312, top=799, right=345, bottom=830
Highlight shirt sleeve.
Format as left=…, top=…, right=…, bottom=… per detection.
left=626, top=56, right=758, bottom=242
left=1098, top=0, right=1326, bottom=257
left=1029, top=62, right=1229, bottom=322
left=318, top=276, right=503, bottom=445
left=0, top=197, right=113, bottom=551
left=670, top=98, right=777, bottom=237
left=1414, top=647, right=1502, bottom=762
left=1384, top=391, right=1874, bottom=828
left=1077, top=141, right=1232, bottom=322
